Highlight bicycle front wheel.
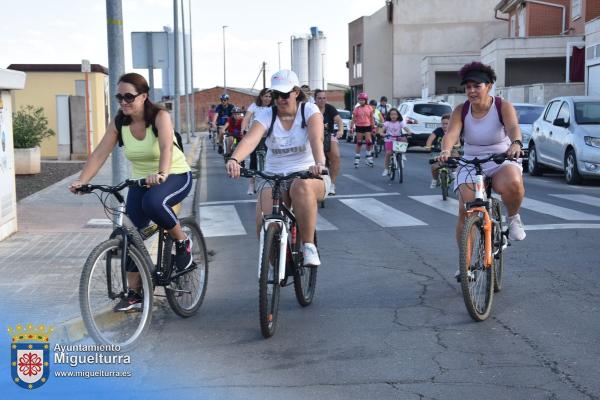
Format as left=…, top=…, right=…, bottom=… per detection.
left=459, top=215, right=494, bottom=321
left=491, top=199, right=504, bottom=293
left=293, top=231, right=318, bottom=307
left=397, top=154, right=404, bottom=183
left=259, top=223, right=282, bottom=338
left=165, top=218, right=209, bottom=317
left=79, top=239, right=153, bottom=350
left=440, top=169, right=449, bottom=201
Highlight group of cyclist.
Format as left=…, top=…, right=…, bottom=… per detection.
left=68, top=60, right=527, bottom=312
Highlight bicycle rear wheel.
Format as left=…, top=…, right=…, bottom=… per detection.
left=293, top=230, right=318, bottom=307
left=165, top=218, right=209, bottom=317
left=259, top=223, right=282, bottom=338
left=491, top=199, right=504, bottom=293
left=388, top=159, right=396, bottom=181
left=440, top=169, right=449, bottom=201
left=397, top=154, right=404, bottom=183
left=459, top=215, right=494, bottom=321
left=79, top=239, right=153, bottom=350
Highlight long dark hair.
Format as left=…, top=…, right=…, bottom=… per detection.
left=116, top=72, right=165, bottom=126
left=294, top=86, right=307, bottom=103
left=386, top=107, right=403, bottom=122
left=255, top=88, right=273, bottom=107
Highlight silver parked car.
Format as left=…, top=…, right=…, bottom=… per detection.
left=513, top=103, right=545, bottom=168
left=528, top=96, right=600, bottom=184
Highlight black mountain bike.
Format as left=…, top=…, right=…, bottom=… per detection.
left=240, top=168, right=325, bottom=338
left=76, top=179, right=208, bottom=350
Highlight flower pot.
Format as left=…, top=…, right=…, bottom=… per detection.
left=14, top=147, right=41, bottom=175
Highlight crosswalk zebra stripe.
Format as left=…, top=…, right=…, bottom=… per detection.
left=339, top=198, right=427, bottom=227
left=525, top=223, right=600, bottom=231
left=409, top=195, right=459, bottom=216
left=199, top=205, right=247, bottom=237
left=521, top=197, right=600, bottom=221
left=317, top=214, right=338, bottom=231
left=341, top=174, right=385, bottom=192
left=549, top=194, right=600, bottom=208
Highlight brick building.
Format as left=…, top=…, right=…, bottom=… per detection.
left=183, top=84, right=349, bottom=131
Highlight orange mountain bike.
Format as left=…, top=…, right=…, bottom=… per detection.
left=448, top=154, right=510, bottom=321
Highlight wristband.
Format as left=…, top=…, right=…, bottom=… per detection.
left=228, top=157, right=240, bottom=164
left=511, top=139, right=523, bottom=149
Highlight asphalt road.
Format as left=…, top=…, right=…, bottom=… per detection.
left=130, top=136, right=600, bottom=400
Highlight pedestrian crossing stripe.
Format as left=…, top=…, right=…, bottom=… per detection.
left=196, top=194, right=600, bottom=238
left=549, top=194, right=600, bottom=208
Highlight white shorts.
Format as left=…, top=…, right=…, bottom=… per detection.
left=257, top=175, right=331, bottom=200
left=454, top=158, right=522, bottom=191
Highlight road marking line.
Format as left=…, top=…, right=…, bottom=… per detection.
left=339, top=198, right=427, bottom=227
left=317, top=214, right=338, bottom=231
left=341, top=174, right=385, bottom=192
left=521, top=197, right=600, bottom=221
left=409, top=195, right=459, bottom=216
left=199, top=205, right=247, bottom=237
left=525, top=223, right=600, bottom=231
left=549, top=194, right=600, bottom=208
left=199, top=192, right=401, bottom=206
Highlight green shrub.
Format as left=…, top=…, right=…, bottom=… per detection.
left=12, top=105, right=55, bottom=148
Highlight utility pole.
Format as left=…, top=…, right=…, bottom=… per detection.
left=173, top=0, right=181, bottom=133
left=106, top=0, right=126, bottom=185
left=262, top=62, right=266, bottom=89
left=277, top=41, right=282, bottom=70
left=181, top=0, right=191, bottom=143
left=223, top=25, right=228, bottom=92
left=188, top=0, right=196, bottom=137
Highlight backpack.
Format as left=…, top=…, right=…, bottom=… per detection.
left=266, top=102, right=307, bottom=137
left=461, top=96, right=504, bottom=130
left=115, top=113, right=184, bottom=152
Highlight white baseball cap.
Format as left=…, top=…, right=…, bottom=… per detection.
left=270, top=69, right=299, bottom=93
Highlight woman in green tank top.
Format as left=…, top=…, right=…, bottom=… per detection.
left=69, top=73, right=193, bottom=311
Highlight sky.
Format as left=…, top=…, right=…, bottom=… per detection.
left=0, top=0, right=383, bottom=90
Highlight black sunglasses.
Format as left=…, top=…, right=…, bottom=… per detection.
left=115, top=93, right=142, bottom=104
left=273, top=91, right=293, bottom=100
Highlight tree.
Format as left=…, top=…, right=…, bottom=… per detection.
left=12, top=105, right=55, bottom=149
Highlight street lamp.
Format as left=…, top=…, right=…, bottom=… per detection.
left=222, top=25, right=228, bottom=92
left=277, top=41, right=282, bottom=70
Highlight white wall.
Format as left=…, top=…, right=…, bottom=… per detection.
left=363, top=6, right=393, bottom=102
left=391, top=0, right=505, bottom=98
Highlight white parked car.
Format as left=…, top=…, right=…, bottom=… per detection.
left=334, top=109, right=352, bottom=139
left=397, top=100, right=453, bottom=147
left=528, top=96, right=600, bottom=184
left=513, top=103, right=545, bottom=167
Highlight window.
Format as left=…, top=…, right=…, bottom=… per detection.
left=353, top=44, right=363, bottom=79
left=574, top=102, right=600, bottom=124
left=413, top=103, right=452, bottom=117
left=572, top=0, right=581, bottom=20
left=518, top=6, right=526, bottom=37
left=544, top=101, right=561, bottom=122
left=556, top=102, right=571, bottom=124
left=514, top=105, right=544, bottom=124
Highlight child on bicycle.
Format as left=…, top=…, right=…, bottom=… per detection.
left=426, top=114, right=461, bottom=188
left=223, top=107, right=245, bottom=158
left=381, top=108, right=410, bottom=176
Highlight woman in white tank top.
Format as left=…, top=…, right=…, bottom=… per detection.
left=226, top=70, right=329, bottom=267
left=438, top=62, right=527, bottom=256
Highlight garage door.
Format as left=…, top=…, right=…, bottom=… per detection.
left=588, top=64, right=600, bottom=96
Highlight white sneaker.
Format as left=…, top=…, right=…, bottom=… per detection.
left=366, top=157, right=374, bottom=167
left=508, top=214, right=526, bottom=241
left=329, top=183, right=336, bottom=196
left=402, top=154, right=407, bottom=161
left=302, top=243, right=321, bottom=267
left=247, top=186, right=254, bottom=195
left=382, top=169, right=388, bottom=176
left=430, top=179, right=437, bottom=189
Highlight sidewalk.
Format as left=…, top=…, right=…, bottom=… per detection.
left=0, top=134, right=203, bottom=342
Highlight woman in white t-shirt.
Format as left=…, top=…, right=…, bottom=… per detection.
left=241, top=88, right=273, bottom=194
left=226, top=70, right=329, bottom=267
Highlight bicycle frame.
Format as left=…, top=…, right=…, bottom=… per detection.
left=464, top=167, right=494, bottom=268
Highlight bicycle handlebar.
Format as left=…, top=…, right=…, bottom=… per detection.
left=75, top=179, right=147, bottom=203
left=429, top=153, right=509, bottom=166
left=239, top=168, right=328, bottom=181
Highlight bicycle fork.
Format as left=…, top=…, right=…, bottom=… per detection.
left=258, top=219, right=288, bottom=284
